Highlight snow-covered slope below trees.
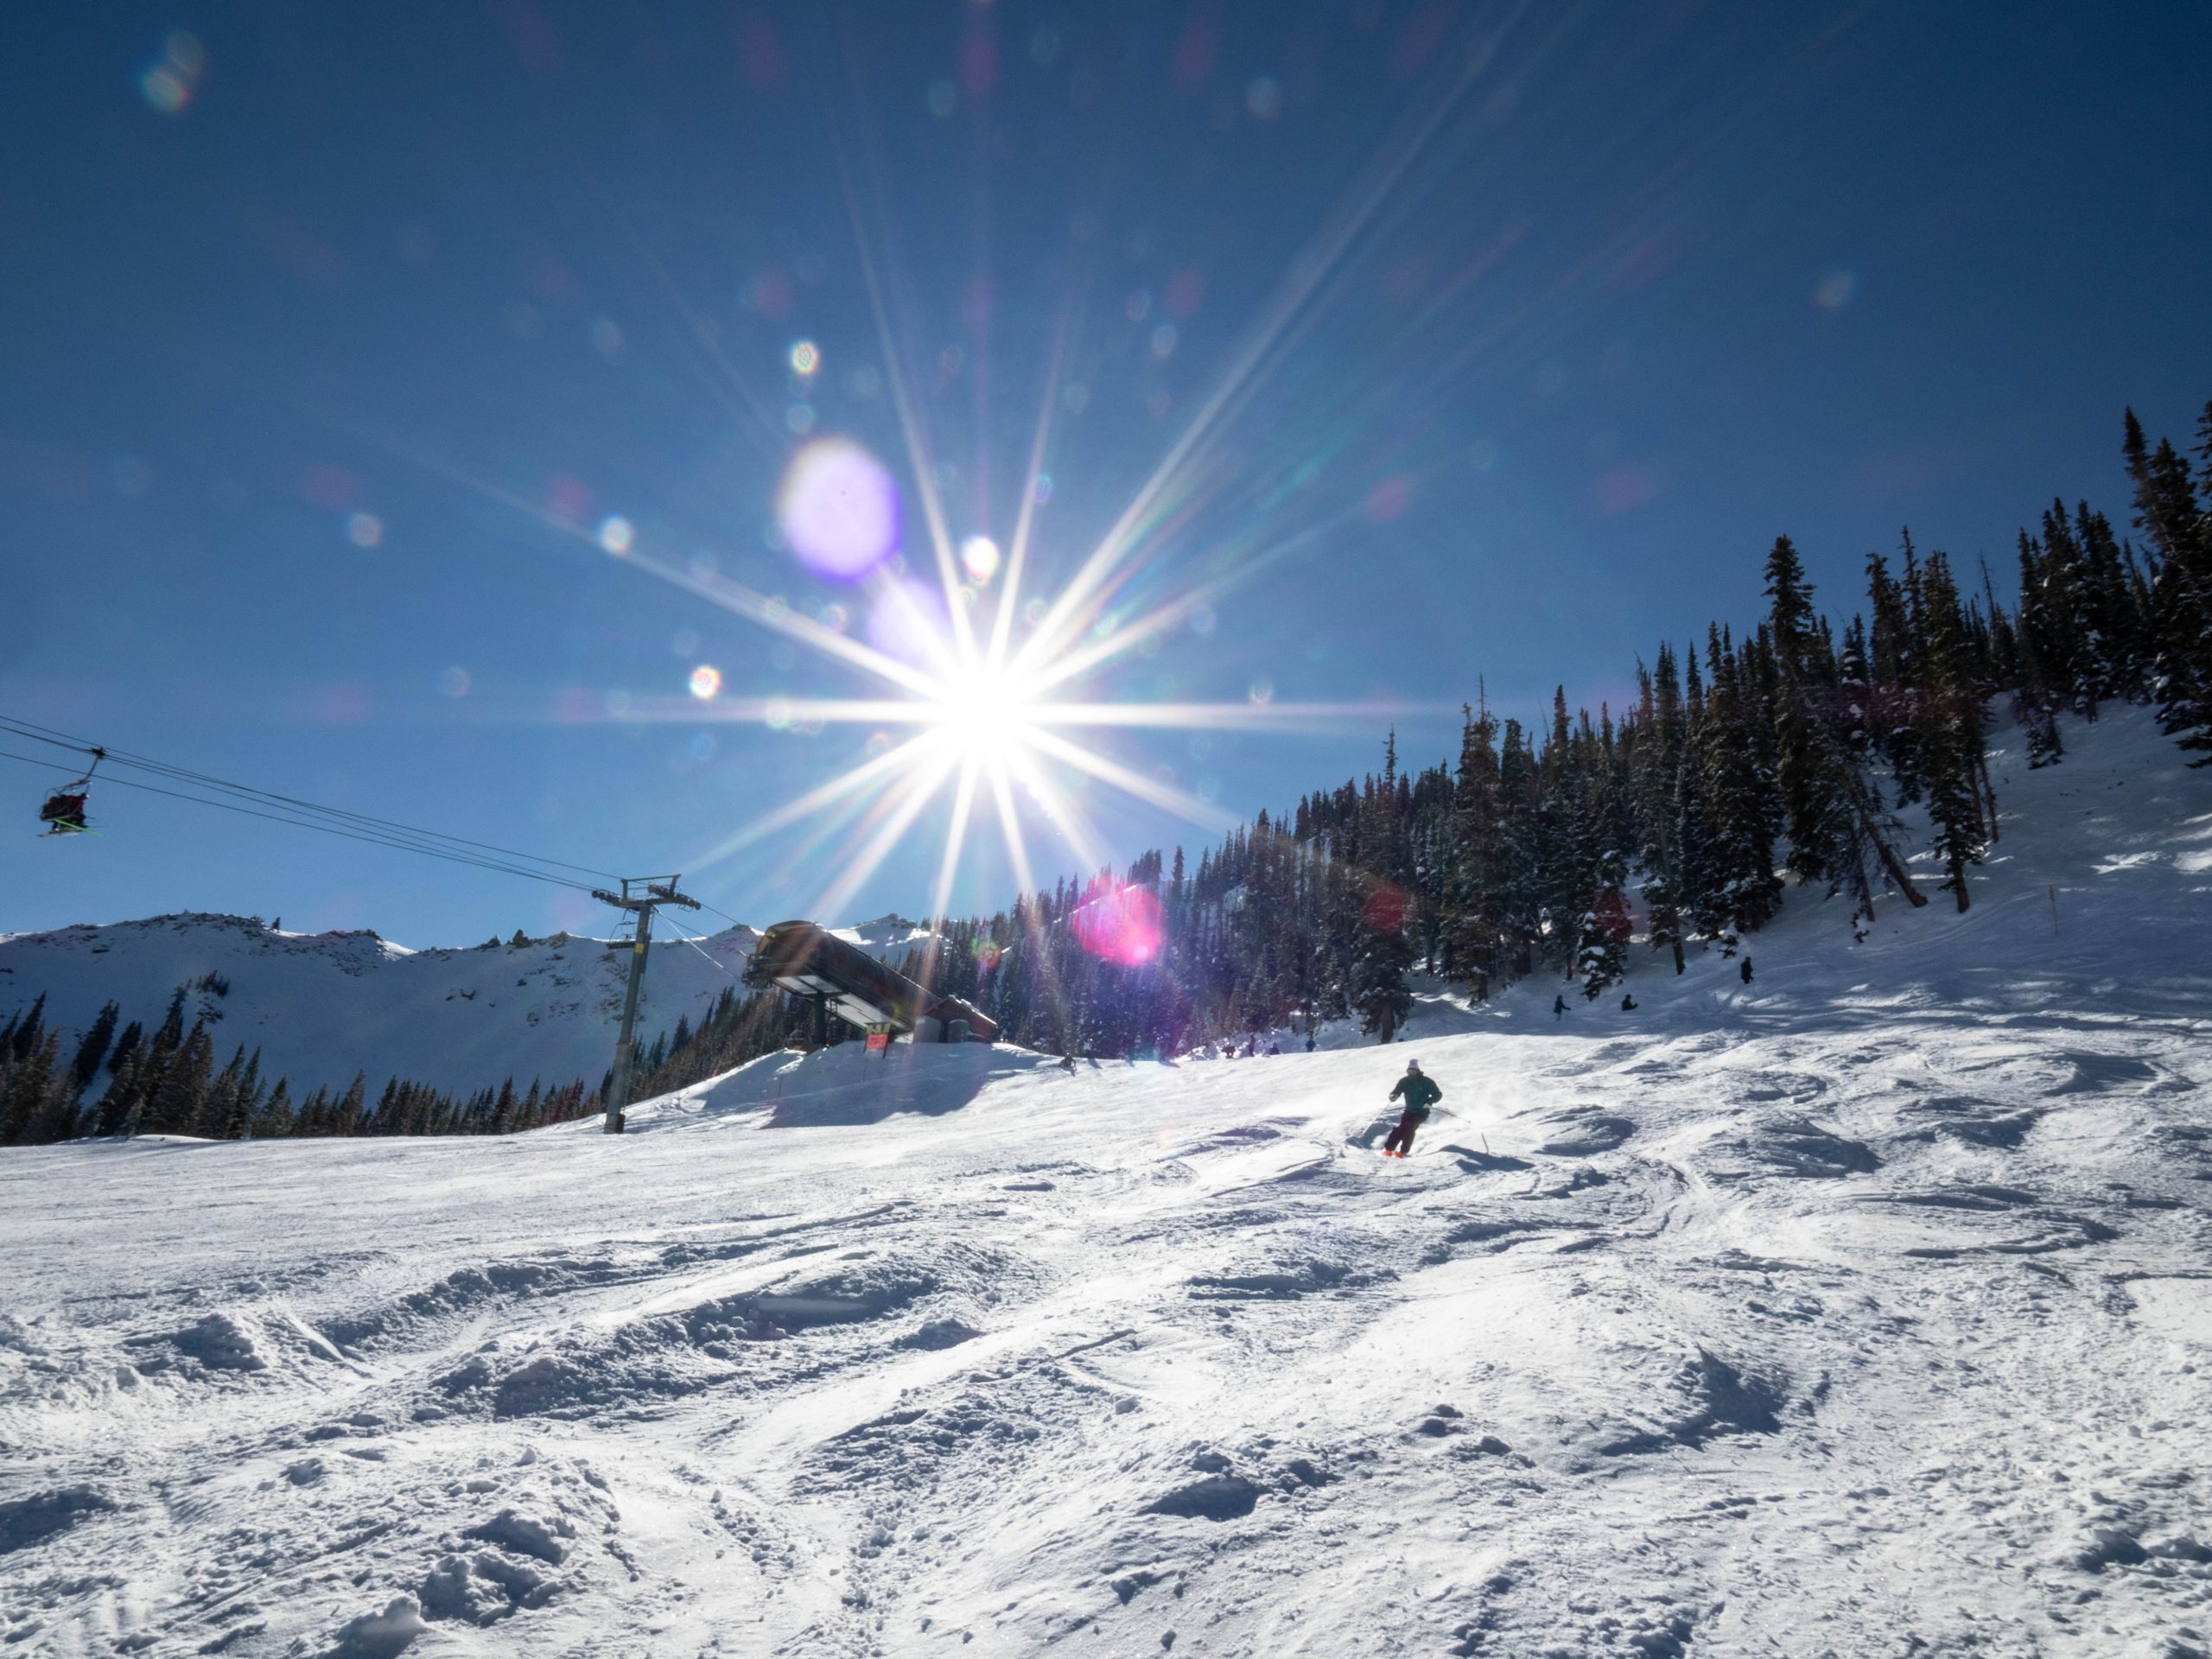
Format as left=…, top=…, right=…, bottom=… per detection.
left=3, top=709, right=2211, bottom=1658
left=0, top=915, right=758, bottom=1098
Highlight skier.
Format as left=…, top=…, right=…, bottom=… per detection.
left=1553, top=994, right=1568, bottom=1021
left=1620, top=994, right=1637, bottom=1011
left=1382, top=1059, right=1441, bottom=1158
left=1739, top=956, right=1754, bottom=985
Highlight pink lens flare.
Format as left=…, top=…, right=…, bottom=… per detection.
left=1072, top=883, right=1164, bottom=967
left=777, top=436, right=901, bottom=582
left=1363, top=883, right=1410, bottom=931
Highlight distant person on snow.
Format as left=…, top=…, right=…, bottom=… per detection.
left=1554, top=995, right=1568, bottom=1021
left=1382, top=1059, right=1442, bottom=1158
left=1740, top=956, right=1754, bottom=985
left=1620, top=994, right=1637, bottom=1011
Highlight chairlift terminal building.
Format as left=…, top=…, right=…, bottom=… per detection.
left=745, top=920, right=997, bottom=1045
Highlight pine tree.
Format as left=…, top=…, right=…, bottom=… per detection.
left=105, top=1018, right=143, bottom=1082
left=2012, top=529, right=2068, bottom=768
left=1764, top=537, right=1866, bottom=905
left=255, top=1076, right=293, bottom=1137
left=1635, top=649, right=1691, bottom=974
left=1916, top=552, right=1990, bottom=910
left=333, top=1071, right=368, bottom=1135
left=1447, top=697, right=1503, bottom=989
left=1348, top=884, right=1414, bottom=1043
left=1697, top=628, right=1783, bottom=935
left=1865, top=546, right=1921, bottom=798
left=2, top=1020, right=64, bottom=1145
left=226, top=1049, right=263, bottom=1139
left=199, top=1046, right=247, bottom=1138
left=25, top=1027, right=84, bottom=1144
left=68, top=1002, right=119, bottom=1096
left=2126, top=405, right=2212, bottom=762
left=144, top=1019, right=213, bottom=1136
left=6, top=994, right=46, bottom=1063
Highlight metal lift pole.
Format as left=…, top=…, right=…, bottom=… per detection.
left=590, top=875, right=702, bottom=1135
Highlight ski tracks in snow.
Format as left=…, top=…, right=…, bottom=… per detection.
left=5, top=1018, right=2208, bottom=1657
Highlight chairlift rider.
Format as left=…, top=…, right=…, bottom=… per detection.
left=38, top=748, right=104, bottom=835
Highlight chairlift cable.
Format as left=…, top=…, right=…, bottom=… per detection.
left=0, top=747, right=599, bottom=893
left=0, top=714, right=622, bottom=881
left=670, top=931, right=743, bottom=978
left=690, top=897, right=753, bottom=933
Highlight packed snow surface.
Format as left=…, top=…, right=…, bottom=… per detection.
left=5, top=709, right=2212, bottom=1657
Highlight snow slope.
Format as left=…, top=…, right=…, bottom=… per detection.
left=0, top=917, right=758, bottom=1097
left=4, top=708, right=2212, bottom=1657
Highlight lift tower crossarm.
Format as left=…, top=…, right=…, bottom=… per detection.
left=589, top=874, right=702, bottom=1135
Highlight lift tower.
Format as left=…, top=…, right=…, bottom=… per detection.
left=589, top=875, right=701, bottom=1135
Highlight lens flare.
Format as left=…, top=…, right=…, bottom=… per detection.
left=789, top=339, right=821, bottom=376
left=777, top=436, right=900, bottom=582
left=1072, top=882, right=1164, bottom=966
left=959, top=534, right=1001, bottom=584
left=599, top=515, right=635, bottom=556
left=867, top=576, right=952, bottom=667
left=689, top=664, right=723, bottom=700
left=139, top=30, right=205, bottom=114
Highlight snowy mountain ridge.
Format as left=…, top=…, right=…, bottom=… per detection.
left=0, top=911, right=760, bottom=1099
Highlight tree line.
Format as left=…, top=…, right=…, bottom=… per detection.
left=0, top=986, right=594, bottom=1147
left=889, top=397, right=2212, bottom=1052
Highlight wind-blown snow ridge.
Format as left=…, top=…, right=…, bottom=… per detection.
left=3, top=709, right=2211, bottom=1656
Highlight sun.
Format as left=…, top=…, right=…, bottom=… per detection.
left=930, top=664, right=1042, bottom=759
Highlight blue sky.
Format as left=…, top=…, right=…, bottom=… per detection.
left=2, top=1, right=2206, bottom=946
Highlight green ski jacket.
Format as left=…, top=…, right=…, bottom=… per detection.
left=1389, top=1073, right=1442, bottom=1116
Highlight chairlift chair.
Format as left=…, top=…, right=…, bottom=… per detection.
left=38, top=747, right=103, bottom=835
